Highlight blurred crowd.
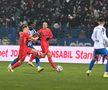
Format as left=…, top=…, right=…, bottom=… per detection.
left=0, top=0, right=108, bottom=44
left=0, top=0, right=108, bottom=27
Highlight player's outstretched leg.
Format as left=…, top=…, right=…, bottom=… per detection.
left=47, top=57, right=56, bottom=68
left=8, top=57, right=19, bottom=71
left=28, top=53, right=44, bottom=72
left=8, top=61, right=22, bottom=72
left=103, top=61, right=108, bottom=77
left=28, top=54, right=36, bottom=67
left=35, top=56, right=44, bottom=72
left=86, top=59, right=96, bottom=76
left=102, top=55, right=106, bottom=64
left=11, top=58, right=19, bottom=65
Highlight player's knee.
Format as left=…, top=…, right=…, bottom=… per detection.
left=105, top=56, right=108, bottom=60
left=18, top=60, right=23, bottom=64
left=41, top=54, right=45, bottom=58
left=47, top=53, right=52, bottom=57
left=31, top=49, right=38, bottom=54
left=93, top=57, right=97, bottom=61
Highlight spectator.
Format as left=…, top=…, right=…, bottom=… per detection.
left=0, top=0, right=108, bottom=44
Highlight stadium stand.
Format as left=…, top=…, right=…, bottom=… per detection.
left=0, top=0, right=108, bottom=45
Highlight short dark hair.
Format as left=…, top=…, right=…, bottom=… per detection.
left=28, top=20, right=37, bottom=26
left=97, top=17, right=105, bottom=22
left=22, top=24, right=28, bottom=29
left=28, top=21, right=34, bottom=26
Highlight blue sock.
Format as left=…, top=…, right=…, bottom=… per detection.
left=89, top=60, right=96, bottom=70
left=105, top=61, right=108, bottom=72
left=11, top=58, right=19, bottom=65
left=102, top=56, right=105, bottom=63
left=35, top=56, right=40, bottom=67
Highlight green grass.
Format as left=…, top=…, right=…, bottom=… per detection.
left=0, top=62, right=108, bottom=90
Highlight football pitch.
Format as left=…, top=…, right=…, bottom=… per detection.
left=0, top=62, right=108, bottom=90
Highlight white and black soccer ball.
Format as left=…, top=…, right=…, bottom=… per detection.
left=56, top=65, right=63, bottom=72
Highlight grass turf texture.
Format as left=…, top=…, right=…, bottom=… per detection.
left=0, top=62, right=108, bottom=90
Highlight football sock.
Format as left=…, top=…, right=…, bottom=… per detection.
left=35, top=56, right=40, bottom=67
left=102, top=56, right=105, bottom=63
left=12, top=61, right=21, bottom=69
left=11, top=58, right=19, bottom=65
left=105, top=61, right=108, bottom=72
left=48, top=57, right=56, bottom=68
left=29, top=54, right=36, bottom=62
left=89, top=60, right=96, bottom=70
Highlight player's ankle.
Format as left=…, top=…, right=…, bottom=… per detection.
left=37, top=66, right=41, bottom=69
left=105, top=72, right=108, bottom=74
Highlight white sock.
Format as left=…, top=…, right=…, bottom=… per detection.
left=37, top=66, right=41, bottom=69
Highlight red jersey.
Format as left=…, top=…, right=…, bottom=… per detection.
left=19, top=32, right=30, bottom=48
left=19, top=32, right=31, bottom=57
left=18, top=32, right=33, bottom=61
left=38, top=28, right=53, bottom=46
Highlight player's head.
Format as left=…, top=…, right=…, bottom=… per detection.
left=42, top=22, right=48, bottom=29
left=28, top=20, right=37, bottom=30
left=97, top=17, right=105, bottom=25
left=22, top=24, right=29, bottom=32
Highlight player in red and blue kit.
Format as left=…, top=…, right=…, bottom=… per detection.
left=8, top=24, right=39, bottom=72
left=8, top=21, right=44, bottom=72
left=29, top=22, right=58, bottom=71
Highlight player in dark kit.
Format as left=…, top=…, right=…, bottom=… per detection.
left=27, top=21, right=44, bottom=71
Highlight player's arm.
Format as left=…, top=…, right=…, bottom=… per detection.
left=28, top=33, right=39, bottom=42
left=33, top=32, right=40, bottom=37
left=30, top=36, right=39, bottom=41
left=46, top=29, right=53, bottom=41
left=102, top=28, right=108, bottom=42
left=37, top=29, right=43, bottom=38
left=91, top=29, right=96, bottom=42
left=49, top=30, right=53, bottom=39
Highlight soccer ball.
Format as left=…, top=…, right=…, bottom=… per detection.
left=56, top=65, right=63, bottom=72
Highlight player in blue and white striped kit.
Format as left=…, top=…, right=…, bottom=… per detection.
left=86, top=18, right=108, bottom=77
left=27, top=21, right=38, bottom=67
left=27, top=21, right=44, bottom=72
